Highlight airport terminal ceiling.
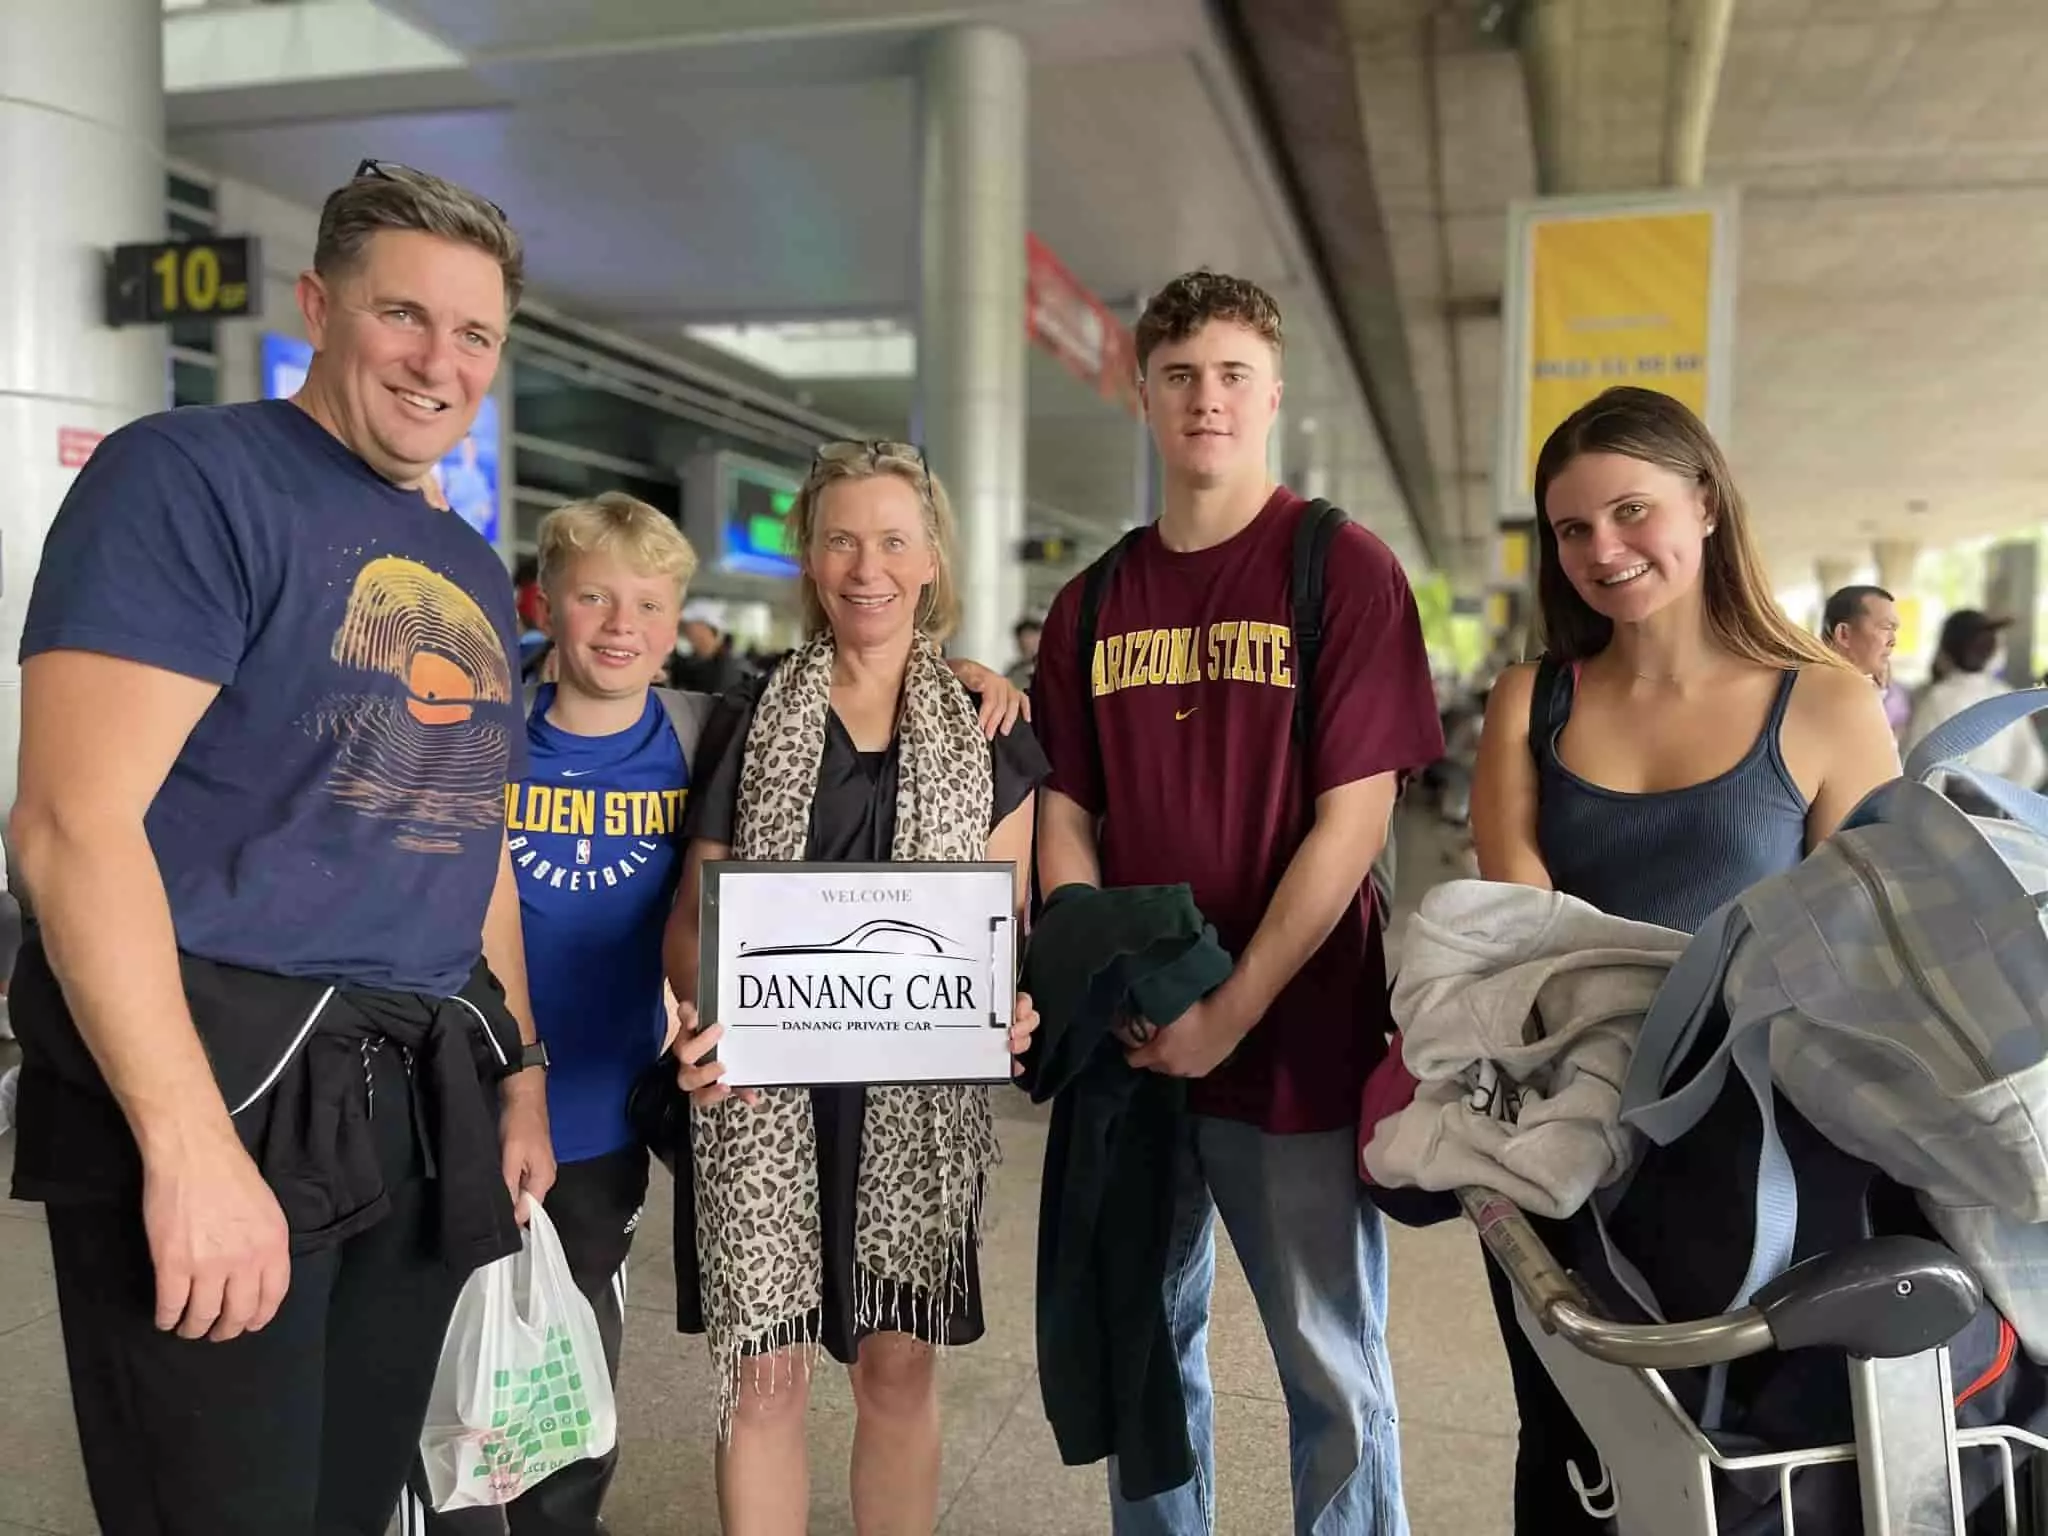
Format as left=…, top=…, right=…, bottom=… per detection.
left=166, top=0, right=1427, bottom=599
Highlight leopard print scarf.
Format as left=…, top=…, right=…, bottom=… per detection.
left=691, top=631, right=1000, bottom=1431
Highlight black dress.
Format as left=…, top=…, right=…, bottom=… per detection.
left=672, top=689, right=1048, bottom=1363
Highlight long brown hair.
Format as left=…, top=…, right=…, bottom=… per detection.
left=1531, top=387, right=1841, bottom=670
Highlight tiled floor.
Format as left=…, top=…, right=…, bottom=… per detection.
left=0, top=813, right=1516, bottom=1534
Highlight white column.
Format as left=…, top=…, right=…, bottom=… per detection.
left=0, top=0, right=166, bottom=817
left=1873, top=538, right=1922, bottom=597
left=915, top=24, right=1027, bottom=667
left=1301, top=418, right=1334, bottom=504
left=1815, top=557, right=1860, bottom=601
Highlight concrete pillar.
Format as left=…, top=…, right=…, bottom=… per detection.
left=1127, top=293, right=1157, bottom=531
left=1874, top=538, right=1921, bottom=597
left=1986, top=538, right=2038, bottom=687
left=915, top=24, right=1027, bottom=667
left=1815, top=557, right=1860, bottom=601
left=1130, top=408, right=1158, bottom=532
left=0, top=0, right=166, bottom=818
left=1300, top=419, right=1335, bottom=505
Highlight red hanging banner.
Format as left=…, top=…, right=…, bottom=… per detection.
left=1026, top=234, right=1139, bottom=417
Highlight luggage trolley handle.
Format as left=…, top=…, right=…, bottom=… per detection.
left=1459, top=1188, right=1985, bottom=1369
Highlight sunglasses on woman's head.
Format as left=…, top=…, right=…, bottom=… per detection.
left=811, top=440, right=932, bottom=498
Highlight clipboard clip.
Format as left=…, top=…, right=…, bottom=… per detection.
left=988, top=915, right=1017, bottom=1030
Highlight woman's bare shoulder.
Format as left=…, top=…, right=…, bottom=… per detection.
left=1482, top=667, right=1540, bottom=745
left=1487, top=661, right=1542, bottom=724
left=1789, top=660, right=1886, bottom=722
left=1787, top=660, right=1899, bottom=773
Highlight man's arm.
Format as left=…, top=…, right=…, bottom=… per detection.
left=1035, top=787, right=1102, bottom=894
left=481, top=836, right=554, bottom=1217
left=1128, top=773, right=1397, bottom=1078
left=13, top=649, right=289, bottom=1343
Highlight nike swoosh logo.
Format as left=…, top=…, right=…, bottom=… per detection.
left=559, top=769, right=593, bottom=778
left=1175, top=708, right=1199, bottom=721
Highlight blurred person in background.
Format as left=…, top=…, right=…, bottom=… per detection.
left=1005, top=614, right=1042, bottom=690
left=670, top=603, right=756, bottom=695
left=1904, top=609, right=2046, bottom=795
left=1821, top=583, right=1910, bottom=733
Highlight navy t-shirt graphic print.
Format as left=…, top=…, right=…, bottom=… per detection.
left=309, top=554, right=517, bottom=854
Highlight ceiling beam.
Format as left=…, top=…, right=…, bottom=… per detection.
left=1665, top=0, right=1734, bottom=189
left=1519, top=0, right=1734, bottom=196
left=1211, top=0, right=1446, bottom=566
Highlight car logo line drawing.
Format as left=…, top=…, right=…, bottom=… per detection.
left=738, top=917, right=972, bottom=963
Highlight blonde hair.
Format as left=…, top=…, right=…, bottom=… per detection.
left=790, top=444, right=961, bottom=642
left=536, top=492, right=698, bottom=601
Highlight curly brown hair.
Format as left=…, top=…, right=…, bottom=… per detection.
left=1134, top=270, right=1284, bottom=374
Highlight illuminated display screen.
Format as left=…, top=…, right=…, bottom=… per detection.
left=723, top=473, right=800, bottom=578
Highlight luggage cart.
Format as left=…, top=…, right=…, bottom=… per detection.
left=1463, top=1187, right=2048, bottom=1534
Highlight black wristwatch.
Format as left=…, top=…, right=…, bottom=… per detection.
left=517, top=1040, right=551, bottom=1073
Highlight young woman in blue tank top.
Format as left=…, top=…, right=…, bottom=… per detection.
left=1468, top=387, right=1902, bottom=1531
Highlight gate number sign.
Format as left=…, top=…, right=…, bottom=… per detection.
left=106, top=238, right=261, bottom=326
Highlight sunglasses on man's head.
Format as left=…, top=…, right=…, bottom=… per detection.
left=352, top=157, right=507, bottom=222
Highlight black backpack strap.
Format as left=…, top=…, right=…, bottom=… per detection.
left=1286, top=500, right=1394, bottom=926
left=1290, top=499, right=1349, bottom=749
left=1527, top=654, right=1568, bottom=765
left=1077, top=527, right=1147, bottom=778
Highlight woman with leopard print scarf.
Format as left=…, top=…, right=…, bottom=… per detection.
left=664, top=441, right=1047, bottom=1535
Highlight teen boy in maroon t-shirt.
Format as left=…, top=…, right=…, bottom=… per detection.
left=1033, top=271, right=1442, bottom=1536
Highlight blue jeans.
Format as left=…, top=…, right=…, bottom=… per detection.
left=1108, top=1116, right=1407, bottom=1536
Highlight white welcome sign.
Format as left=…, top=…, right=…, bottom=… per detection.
left=699, top=861, right=1019, bottom=1087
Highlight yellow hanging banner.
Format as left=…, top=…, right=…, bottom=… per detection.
left=1498, top=190, right=1738, bottom=523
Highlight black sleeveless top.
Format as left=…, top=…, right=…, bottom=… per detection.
left=1531, top=658, right=1810, bottom=934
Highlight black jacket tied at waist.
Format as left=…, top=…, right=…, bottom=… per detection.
left=269, top=976, right=525, bottom=1273
left=8, top=931, right=524, bottom=1277
left=1017, top=882, right=1235, bottom=1502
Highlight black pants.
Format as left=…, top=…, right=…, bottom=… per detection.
left=47, top=1042, right=466, bottom=1536
left=405, top=1144, right=650, bottom=1536
left=1483, top=1231, right=1614, bottom=1534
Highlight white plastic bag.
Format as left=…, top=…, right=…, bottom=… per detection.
left=418, top=1199, right=617, bottom=1511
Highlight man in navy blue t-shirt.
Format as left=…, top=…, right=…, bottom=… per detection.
left=7, top=162, right=554, bottom=1536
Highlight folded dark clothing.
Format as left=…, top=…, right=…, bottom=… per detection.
left=10, top=929, right=522, bottom=1275
left=1019, top=882, right=1233, bottom=1502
